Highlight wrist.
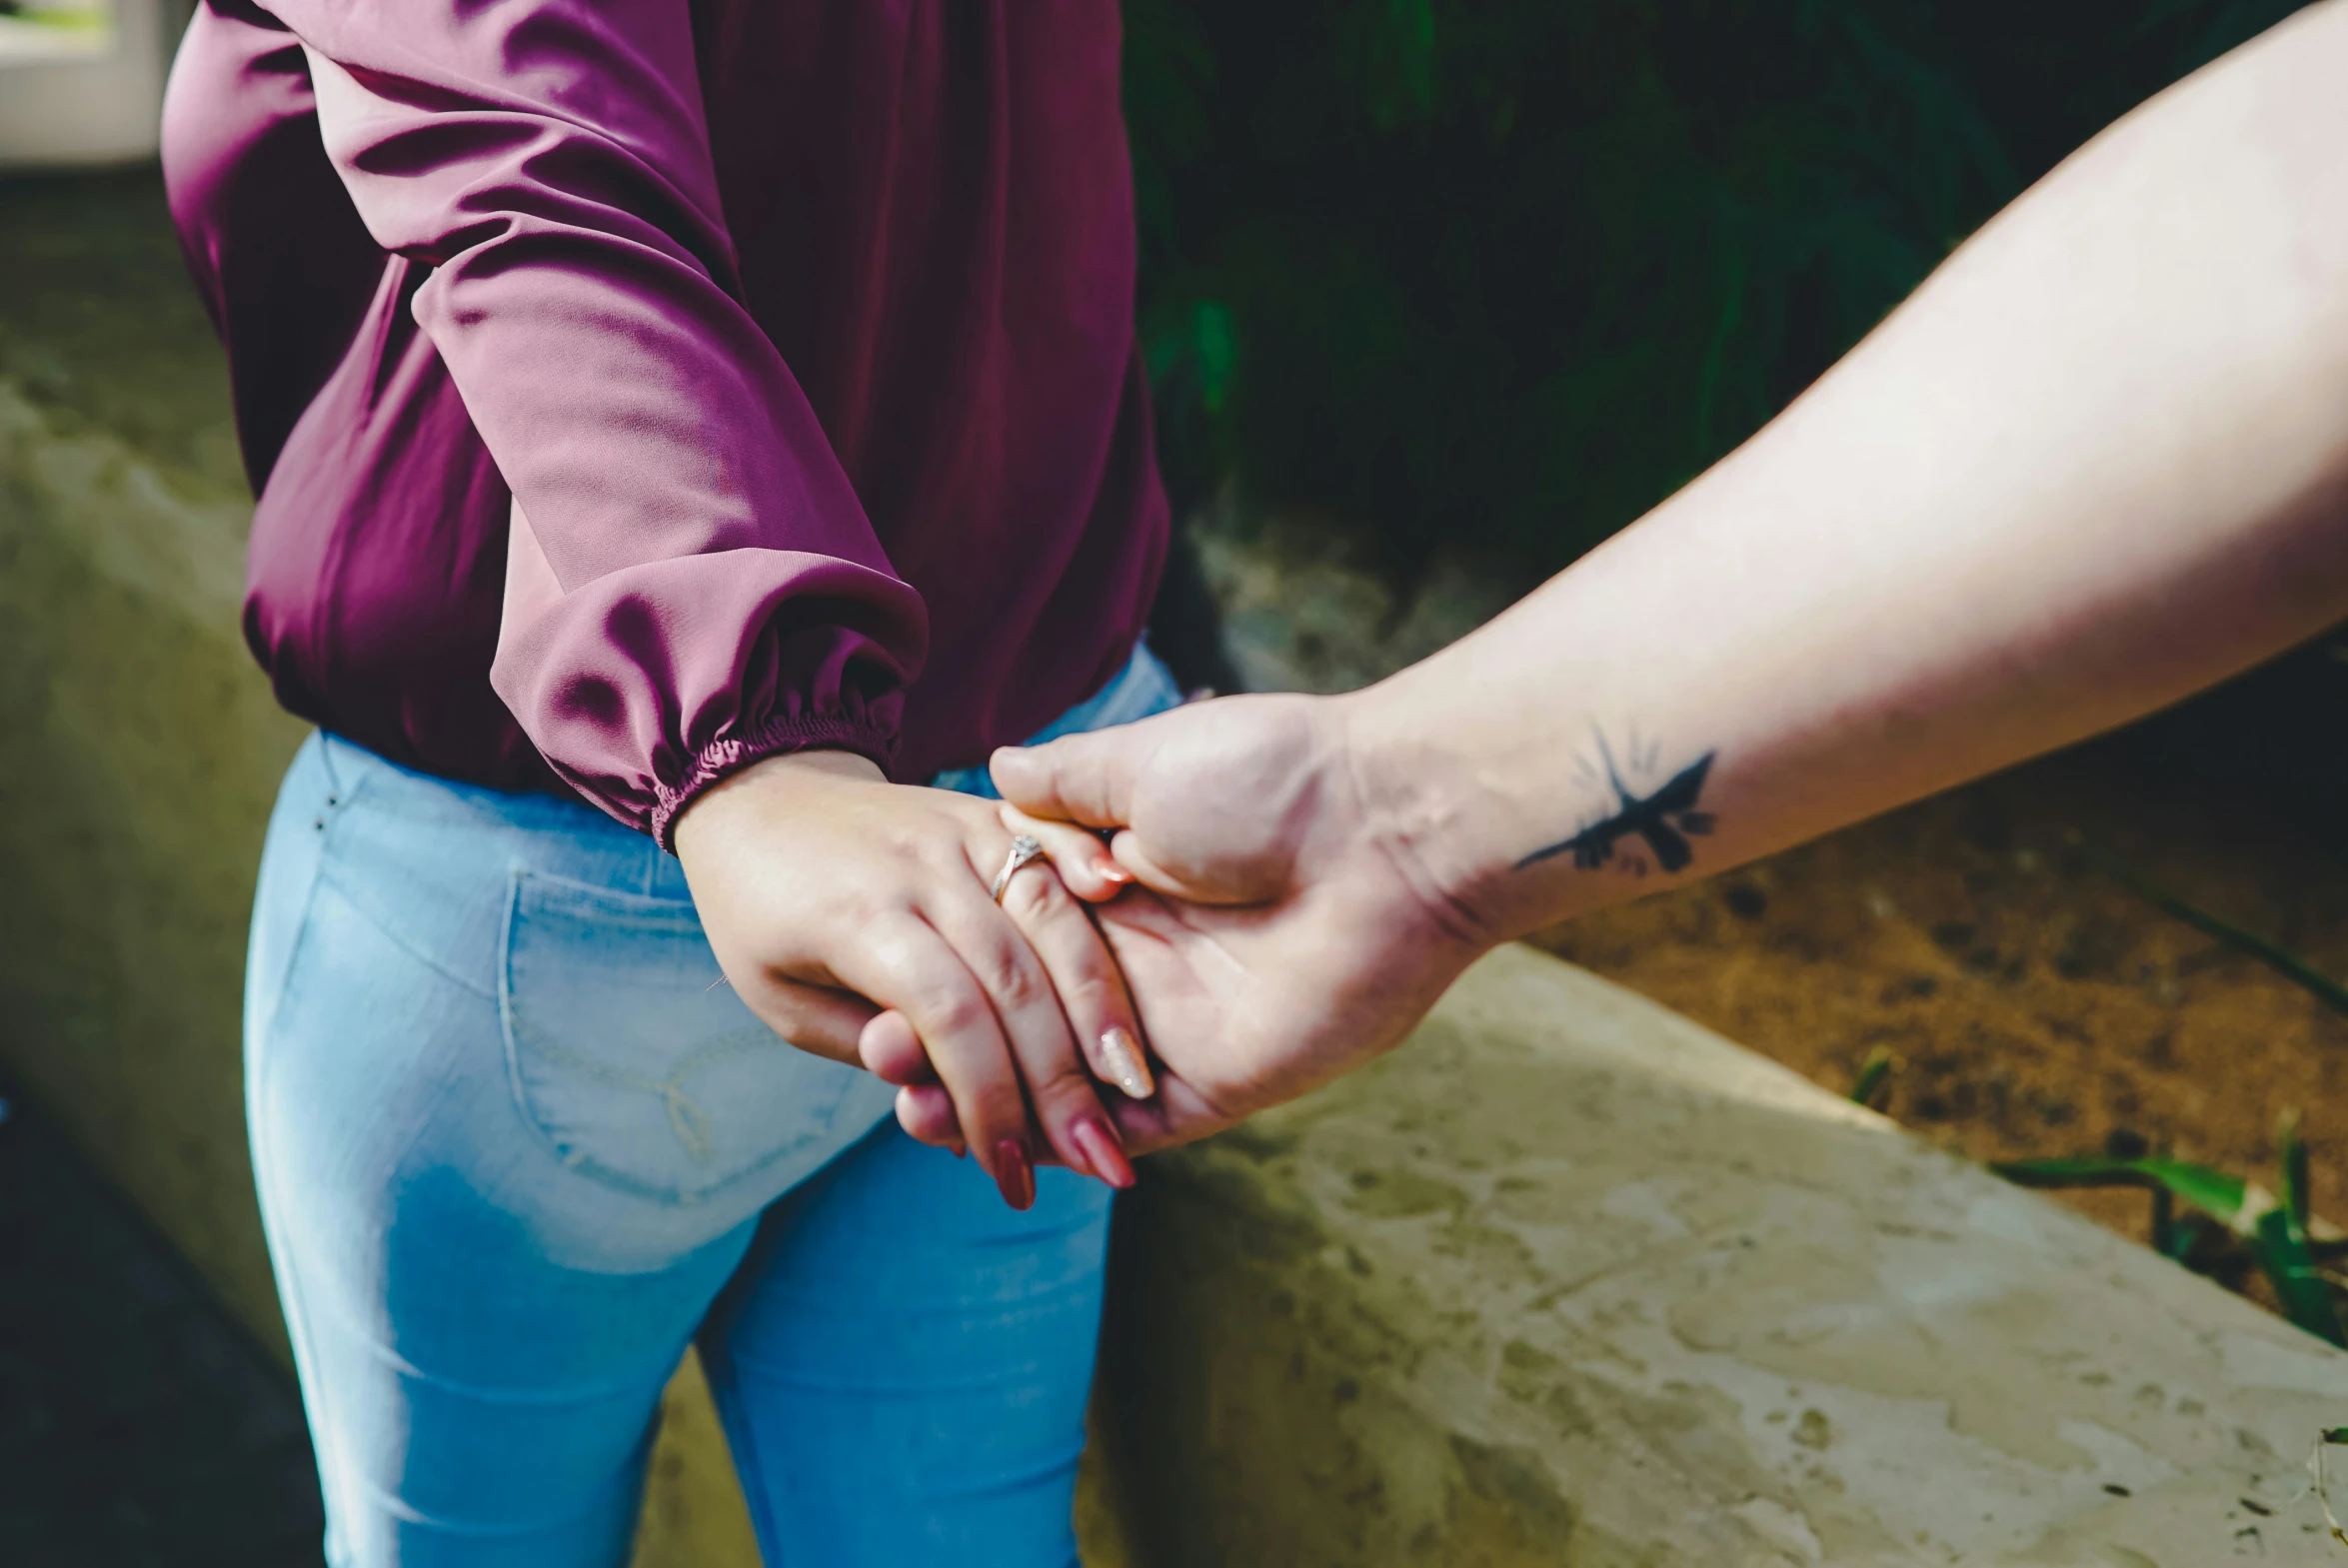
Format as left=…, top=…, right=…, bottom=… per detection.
left=1333, top=681, right=1518, bottom=949
left=732, top=748, right=891, bottom=786
left=671, top=747, right=887, bottom=863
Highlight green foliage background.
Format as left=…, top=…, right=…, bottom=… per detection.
left=1125, top=0, right=2315, bottom=579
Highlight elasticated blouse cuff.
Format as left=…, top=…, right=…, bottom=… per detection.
left=651, top=710, right=902, bottom=852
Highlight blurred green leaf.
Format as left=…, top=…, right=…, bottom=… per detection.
left=2281, top=1108, right=2313, bottom=1232
left=1127, top=0, right=2320, bottom=580
left=2069, top=833, right=2348, bottom=1020
left=2155, top=1206, right=2219, bottom=1264
left=1848, top=1046, right=1897, bottom=1108
left=2264, top=1109, right=2343, bottom=1344
left=2254, top=1205, right=2344, bottom=1346
left=1997, top=1117, right=2346, bottom=1348
left=1991, top=1155, right=2249, bottom=1229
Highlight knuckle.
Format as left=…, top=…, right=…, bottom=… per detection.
left=1046, top=969, right=1117, bottom=1027
left=963, top=1083, right=1029, bottom=1137
left=1031, top=1061, right=1104, bottom=1113
left=923, top=835, right=976, bottom=878
left=979, top=943, right=1046, bottom=1010
left=864, top=916, right=930, bottom=968
left=922, top=983, right=995, bottom=1043
left=1003, top=864, right=1070, bottom=920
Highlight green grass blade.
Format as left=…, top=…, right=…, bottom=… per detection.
left=1991, top=1155, right=2249, bottom=1227
left=2252, top=1205, right=2345, bottom=1347
left=2158, top=1210, right=2217, bottom=1264
left=2280, top=1109, right=2312, bottom=1233
left=2068, top=833, right=2348, bottom=1020
left=2149, top=1184, right=2177, bottom=1258
left=2256, top=1108, right=2345, bottom=1346
left=1849, top=1046, right=1897, bottom=1108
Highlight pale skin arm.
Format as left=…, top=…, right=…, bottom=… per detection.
left=1353, top=0, right=2348, bottom=945
left=905, top=0, right=2348, bottom=1153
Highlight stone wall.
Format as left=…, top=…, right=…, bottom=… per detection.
left=0, top=168, right=765, bottom=1567
left=0, top=169, right=296, bottom=1342
left=1110, top=945, right=2347, bottom=1563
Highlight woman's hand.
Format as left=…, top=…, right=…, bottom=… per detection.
left=672, top=749, right=1149, bottom=1207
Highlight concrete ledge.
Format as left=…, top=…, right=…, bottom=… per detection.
left=1093, top=943, right=2344, bottom=1564
left=0, top=170, right=763, bottom=1566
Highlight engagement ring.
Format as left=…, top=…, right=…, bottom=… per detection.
left=990, top=834, right=1046, bottom=902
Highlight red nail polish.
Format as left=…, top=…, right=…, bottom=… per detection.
left=1070, top=1117, right=1136, bottom=1190
left=994, top=1137, right=1035, bottom=1211
left=1099, top=860, right=1133, bottom=885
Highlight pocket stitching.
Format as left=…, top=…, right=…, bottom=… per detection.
left=507, top=1012, right=789, bottom=1165
left=497, top=867, right=856, bottom=1205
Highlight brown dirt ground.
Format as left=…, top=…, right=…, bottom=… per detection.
left=1529, top=632, right=2348, bottom=1324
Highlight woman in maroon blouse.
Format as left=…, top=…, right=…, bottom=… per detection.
left=165, top=2, right=1175, bottom=1560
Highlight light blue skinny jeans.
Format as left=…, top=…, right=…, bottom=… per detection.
left=244, top=648, right=1181, bottom=1567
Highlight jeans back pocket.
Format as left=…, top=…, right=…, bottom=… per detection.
left=499, top=868, right=889, bottom=1207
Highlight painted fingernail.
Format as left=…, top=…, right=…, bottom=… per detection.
left=1071, top=1116, right=1136, bottom=1190
left=1098, top=1026, right=1156, bottom=1100
left=993, top=1137, right=1035, bottom=1211
left=1099, top=859, right=1133, bottom=885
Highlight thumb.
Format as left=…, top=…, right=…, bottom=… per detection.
left=991, top=726, right=1151, bottom=828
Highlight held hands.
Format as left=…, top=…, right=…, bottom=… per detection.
left=672, top=749, right=1155, bottom=1207
left=679, top=692, right=1500, bottom=1204
left=890, top=693, right=1498, bottom=1158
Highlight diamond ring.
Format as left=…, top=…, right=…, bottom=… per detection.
left=989, top=834, right=1046, bottom=902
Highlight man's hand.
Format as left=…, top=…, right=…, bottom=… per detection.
left=888, top=694, right=1497, bottom=1154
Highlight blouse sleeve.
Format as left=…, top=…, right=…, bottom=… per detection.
left=261, top=0, right=929, bottom=844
